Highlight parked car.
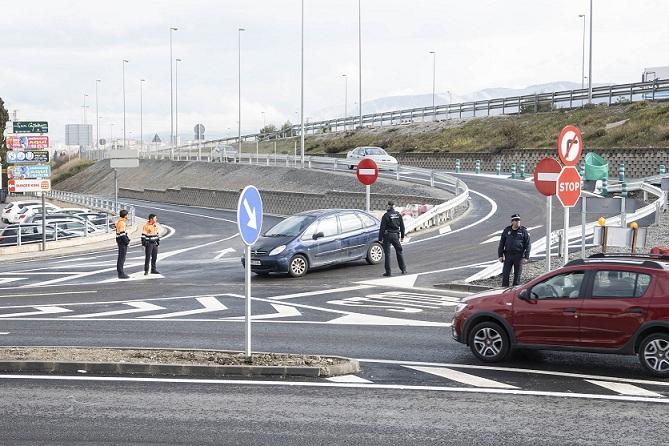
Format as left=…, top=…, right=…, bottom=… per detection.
left=74, top=212, right=114, bottom=229
left=241, top=209, right=384, bottom=277
left=30, top=217, right=101, bottom=237
left=346, top=146, right=398, bottom=170
left=13, top=203, right=61, bottom=224
left=452, top=254, right=669, bottom=377
left=2, top=200, right=42, bottom=223
left=58, top=207, right=92, bottom=216
left=0, top=224, right=74, bottom=246
left=24, top=212, right=86, bottom=224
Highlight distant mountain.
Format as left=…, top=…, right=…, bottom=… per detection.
left=311, top=81, right=592, bottom=120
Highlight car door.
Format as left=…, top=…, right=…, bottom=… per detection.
left=513, top=270, right=586, bottom=346
left=578, top=269, right=654, bottom=349
left=307, top=215, right=342, bottom=267
left=338, top=213, right=367, bottom=260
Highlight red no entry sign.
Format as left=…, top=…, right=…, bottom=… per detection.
left=356, top=158, right=379, bottom=186
left=533, top=157, right=562, bottom=196
left=557, top=125, right=583, bottom=167
left=556, top=166, right=581, bottom=207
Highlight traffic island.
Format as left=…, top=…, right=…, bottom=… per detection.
left=0, top=347, right=359, bottom=379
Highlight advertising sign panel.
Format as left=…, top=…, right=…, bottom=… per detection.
left=5, top=135, right=49, bottom=149
left=12, top=121, right=48, bottom=134
left=8, top=179, right=52, bottom=193
left=6, top=150, right=50, bottom=164
left=7, top=165, right=52, bottom=179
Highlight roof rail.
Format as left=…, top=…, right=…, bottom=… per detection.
left=588, top=253, right=669, bottom=261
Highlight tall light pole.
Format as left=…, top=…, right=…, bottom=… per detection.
left=140, top=79, right=145, bottom=153
left=358, top=0, right=363, bottom=129
left=122, top=59, right=128, bottom=149
left=261, top=111, right=266, bottom=128
left=175, top=59, right=182, bottom=147
left=579, top=14, right=586, bottom=90
left=300, top=0, right=305, bottom=167
left=169, top=27, right=178, bottom=157
left=110, top=123, right=115, bottom=148
left=95, top=80, right=101, bottom=151
left=82, top=93, right=88, bottom=125
left=342, top=74, right=348, bottom=130
left=238, top=28, right=245, bottom=160
left=587, top=0, right=593, bottom=104
left=429, top=51, right=436, bottom=117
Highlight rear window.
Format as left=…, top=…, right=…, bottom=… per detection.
left=592, top=270, right=652, bottom=298
left=339, top=213, right=363, bottom=233
left=358, top=212, right=378, bottom=227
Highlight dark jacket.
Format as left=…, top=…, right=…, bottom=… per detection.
left=379, top=208, right=406, bottom=241
left=498, top=225, right=531, bottom=258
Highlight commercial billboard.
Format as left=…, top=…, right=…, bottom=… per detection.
left=7, top=165, right=52, bottom=179
left=12, top=121, right=48, bottom=134
left=5, top=135, right=49, bottom=149
left=6, top=150, right=50, bottom=164
left=7, top=179, right=52, bottom=193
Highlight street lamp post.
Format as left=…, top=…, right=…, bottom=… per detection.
left=342, top=74, right=348, bottom=130
left=300, top=0, right=305, bottom=167
left=140, top=79, right=145, bottom=154
left=579, top=14, right=586, bottom=90
left=169, top=27, right=178, bottom=158
left=175, top=59, right=182, bottom=148
left=82, top=93, right=88, bottom=125
left=238, top=28, right=245, bottom=161
left=122, top=59, right=128, bottom=149
left=587, top=0, right=593, bottom=104
left=110, top=123, right=115, bottom=148
left=429, top=51, right=436, bottom=119
left=261, top=111, right=266, bottom=129
left=95, top=80, right=101, bottom=153
left=358, top=0, right=362, bottom=129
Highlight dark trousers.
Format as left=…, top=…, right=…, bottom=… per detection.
left=383, top=232, right=406, bottom=274
left=116, top=241, right=128, bottom=277
left=502, top=253, right=523, bottom=287
left=144, top=242, right=158, bottom=273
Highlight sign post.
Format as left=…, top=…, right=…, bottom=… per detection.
left=556, top=125, right=584, bottom=266
left=237, top=186, right=263, bottom=362
left=107, top=149, right=139, bottom=212
left=356, top=158, right=379, bottom=212
left=533, top=157, right=562, bottom=272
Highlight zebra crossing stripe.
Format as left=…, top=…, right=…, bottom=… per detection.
left=586, top=380, right=663, bottom=398
left=0, top=306, right=72, bottom=318
left=405, top=366, right=518, bottom=389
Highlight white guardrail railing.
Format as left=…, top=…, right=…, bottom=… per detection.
left=46, top=190, right=136, bottom=226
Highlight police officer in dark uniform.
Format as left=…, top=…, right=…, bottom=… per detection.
left=498, top=213, right=531, bottom=287
left=379, top=201, right=406, bottom=277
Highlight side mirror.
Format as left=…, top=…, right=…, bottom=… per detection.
left=313, top=232, right=325, bottom=240
left=518, top=289, right=531, bottom=301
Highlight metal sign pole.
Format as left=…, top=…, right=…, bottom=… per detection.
left=245, top=244, right=252, bottom=362
left=545, top=195, right=552, bottom=272
left=114, top=169, right=119, bottom=213
left=563, top=207, right=570, bottom=266
left=366, top=184, right=370, bottom=212
left=581, top=195, right=587, bottom=258
left=41, top=192, right=46, bottom=251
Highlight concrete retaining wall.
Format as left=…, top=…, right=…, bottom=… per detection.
left=119, top=187, right=443, bottom=216
left=392, top=148, right=669, bottom=179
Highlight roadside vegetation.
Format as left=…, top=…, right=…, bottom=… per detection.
left=244, top=101, right=669, bottom=155
left=51, top=158, right=94, bottom=185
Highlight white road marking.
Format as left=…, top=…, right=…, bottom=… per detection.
left=214, top=248, right=237, bottom=260
left=0, top=332, right=9, bottom=335
left=65, top=302, right=165, bottom=319
left=327, top=375, right=373, bottom=384
left=139, top=204, right=237, bottom=224
left=526, top=225, right=543, bottom=231
left=359, top=274, right=419, bottom=288
left=438, top=225, right=452, bottom=234
left=406, top=366, right=518, bottom=389
left=0, top=306, right=72, bottom=318
left=267, top=285, right=375, bottom=301
left=326, top=313, right=450, bottom=327
left=487, top=230, right=502, bottom=237
left=223, top=303, right=301, bottom=321
left=97, top=271, right=164, bottom=283
left=183, top=234, right=217, bottom=240
left=479, top=236, right=500, bottom=245
left=54, top=256, right=105, bottom=263
left=0, top=374, right=667, bottom=405
left=0, top=278, right=26, bottom=284
left=328, top=291, right=459, bottom=313
left=140, top=296, right=228, bottom=319
left=586, top=380, right=663, bottom=398
left=481, top=225, right=543, bottom=245
left=0, top=290, right=96, bottom=299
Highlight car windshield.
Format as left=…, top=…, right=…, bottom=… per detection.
left=265, top=215, right=317, bottom=237
left=365, top=148, right=387, bottom=156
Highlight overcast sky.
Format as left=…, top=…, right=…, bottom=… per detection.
left=1, top=0, right=668, bottom=144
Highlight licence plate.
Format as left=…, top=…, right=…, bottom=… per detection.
left=250, top=260, right=262, bottom=266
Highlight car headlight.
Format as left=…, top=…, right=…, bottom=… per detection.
left=269, top=245, right=286, bottom=256
left=454, top=303, right=467, bottom=314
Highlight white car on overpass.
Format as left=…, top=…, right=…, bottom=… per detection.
left=346, top=146, right=398, bottom=170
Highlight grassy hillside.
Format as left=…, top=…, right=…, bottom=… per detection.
left=242, top=101, right=669, bottom=155
left=51, top=158, right=94, bottom=185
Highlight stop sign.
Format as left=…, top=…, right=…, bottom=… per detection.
left=533, top=157, right=562, bottom=196
left=556, top=166, right=581, bottom=207
left=356, top=158, right=379, bottom=186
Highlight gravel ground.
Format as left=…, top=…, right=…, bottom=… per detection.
left=0, top=347, right=346, bottom=368
left=470, top=209, right=669, bottom=289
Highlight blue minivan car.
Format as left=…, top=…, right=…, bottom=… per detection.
left=242, top=209, right=384, bottom=277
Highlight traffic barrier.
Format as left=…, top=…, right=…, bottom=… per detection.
left=511, top=163, right=517, bottom=179
left=618, top=163, right=625, bottom=182
left=660, top=164, right=667, bottom=175
left=475, top=160, right=481, bottom=174
left=622, top=182, right=628, bottom=198
left=495, top=160, right=501, bottom=176
left=455, top=159, right=461, bottom=173
left=602, top=178, right=609, bottom=195
left=520, top=161, right=526, bottom=179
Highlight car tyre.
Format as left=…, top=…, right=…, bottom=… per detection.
left=638, top=333, right=669, bottom=378
left=366, top=242, right=384, bottom=265
left=288, top=254, right=309, bottom=278
left=468, top=321, right=510, bottom=363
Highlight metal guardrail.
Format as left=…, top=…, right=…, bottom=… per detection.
left=0, top=221, right=108, bottom=248
left=46, top=190, right=136, bottom=226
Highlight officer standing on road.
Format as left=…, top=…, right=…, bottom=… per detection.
left=498, top=213, right=531, bottom=287
left=115, top=209, right=130, bottom=279
left=141, top=213, right=161, bottom=276
left=379, top=201, right=407, bottom=277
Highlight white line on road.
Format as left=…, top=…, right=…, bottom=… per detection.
left=222, top=303, right=301, bottom=321
left=0, top=290, right=97, bottom=299
left=139, top=296, right=228, bottom=319
left=137, top=204, right=237, bottom=224
left=214, top=248, right=237, bottom=260
left=438, top=225, right=452, bottom=234
left=586, top=380, right=663, bottom=398
left=267, top=285, right=375, bottom=301
left=0, top=278, right=26, bottom=284
left=64, top=302, right=165, bottom=318
left=327, top=375, right=373, bottom=384
left=0, top=332, right=9, bottom=335
left=0, top=306, right=73, bottom=318
left=405, top=365, right=518, bottom=389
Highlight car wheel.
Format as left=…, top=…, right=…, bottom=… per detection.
left=468, top=321, right=510, bottom=363
left=288, top=254, right=309, bottom=278
left=366, top=242, right=384, bottom=265
left=638, top=333, right=669, bottom=377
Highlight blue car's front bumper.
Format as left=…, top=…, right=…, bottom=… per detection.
left=241, top=255, right=291, bottom=274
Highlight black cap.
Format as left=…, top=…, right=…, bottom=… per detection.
left=387, top=201, right=394, bottom=207
left=511, top=213, right=521, bottom=221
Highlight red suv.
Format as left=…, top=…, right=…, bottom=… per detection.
left=452, top=254, right=669, bottom=377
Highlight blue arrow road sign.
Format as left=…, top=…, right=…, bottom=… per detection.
left=237, top=185, right=263, bottom=246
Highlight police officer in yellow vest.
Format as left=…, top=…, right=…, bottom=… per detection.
left=115, top=209, right=130, bottom=279
left=141, top=213, right=161, bottom=275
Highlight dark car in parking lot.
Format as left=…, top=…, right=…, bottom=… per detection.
left=0, top=224, right=74, bottom=246
left=241, top=209, right=384, bottom=277
left=452, top=254, right=669, bottom=377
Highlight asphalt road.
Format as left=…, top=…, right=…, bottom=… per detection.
left=0, top=168, right=666, bottom=444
